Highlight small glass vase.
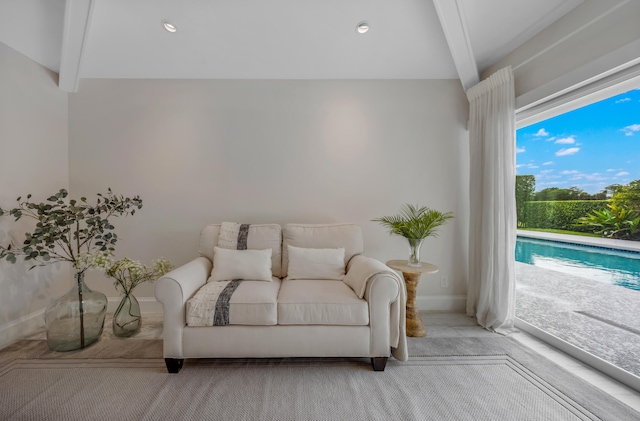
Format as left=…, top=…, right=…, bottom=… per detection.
left=113, top=293, right=141, bottom=337
left=407, top=238, right=424, bottom=267
left=44, top=272, right=108, bottom=352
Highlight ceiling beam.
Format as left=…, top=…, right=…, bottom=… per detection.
left=432, top=0, right=479, bottom=92
left=59, top=0, right=94, bottom=92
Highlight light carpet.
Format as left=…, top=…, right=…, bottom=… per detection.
left=1, top=336, right=639, bottom=420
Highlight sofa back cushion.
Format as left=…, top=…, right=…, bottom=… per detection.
left=286, top=245, right=345, bottom=280
left=199, top=224, right=283, bottom=277
left=282, top=224, right=364, bottom=278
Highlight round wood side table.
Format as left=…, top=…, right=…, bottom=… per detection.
left=386, top=260, right=439, bottom=338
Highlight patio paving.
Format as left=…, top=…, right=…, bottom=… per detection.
left=516, top=261, right=640, bottom=377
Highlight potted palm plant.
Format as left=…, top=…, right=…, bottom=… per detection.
left=0, top=188, right=142, bottom=351
left=373, top=204, right=453, bottom=267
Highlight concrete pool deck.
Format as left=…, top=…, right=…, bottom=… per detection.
left=515, top=231, right=640, bottom=378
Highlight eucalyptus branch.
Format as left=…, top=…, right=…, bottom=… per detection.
left=0, top=188, right=142, bottom=271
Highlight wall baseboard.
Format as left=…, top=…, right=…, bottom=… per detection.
left=416, top=295, right=466, bottom=312
left=2, top=295, right=460, bottom=349
left=0, top=298, right=163, bottom=350
left=0, top=309, right=45, bottom=350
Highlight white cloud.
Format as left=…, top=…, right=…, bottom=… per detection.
left=555, top=136, right=575, bottom=144
left=556, top=148, right=580, bottom=156
left=516, top=146, right=526, bottom=153
left=616, top=98, right=631, bottom=104
left=516, top=164, right=526, bottom=168
left=537, top=180, right=566, bottom=187
left=540, top=169, right=554, bottom=174
left=564, top=172, right=607, bottom=182
left=585, top=173, right=606, bottom=181
left=542, top=161, right=554, bottom=166
left=606, top=168, right=621, bottom=172
left=622, top=124, right=640, bottom=136
left=616, top=171, right=630, bottom=176
left=534, top=128, right=549, bottom=137
left=546, top=137, right=556, bottom=142
left=529, top=165, right=539, bottom=169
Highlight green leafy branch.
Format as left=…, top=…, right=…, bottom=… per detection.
left=0, top=188, right=142, bottom=271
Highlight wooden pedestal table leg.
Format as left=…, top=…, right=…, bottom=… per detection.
left=386, top=260, right=438, bottom=338
left=403, top=271, right=426, bottom=337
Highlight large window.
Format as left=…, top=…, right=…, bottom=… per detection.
left=514, top=86, right=640, bottom=385
left=517, top=88, right=640, bottom=200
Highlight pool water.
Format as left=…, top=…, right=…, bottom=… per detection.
left=515, top=237, right=640, bottom=291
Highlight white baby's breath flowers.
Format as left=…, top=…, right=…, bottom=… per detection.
left=104, top=257, right=173, bottom=295
left=74, top=251, right=114, bottom=273
left=153, top=257, right=173, bottom=275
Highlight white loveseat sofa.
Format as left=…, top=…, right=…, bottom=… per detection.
left=155, top=223, right=407, bottom=373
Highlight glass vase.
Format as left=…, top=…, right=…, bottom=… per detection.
left=113, top=293, right=141, bottom=337
left=44, top=272, right=108, bottom=352
left=407, top=238, right=424, bottom=267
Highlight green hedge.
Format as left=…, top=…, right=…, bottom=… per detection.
left=520, top=200, right=610, bottom=230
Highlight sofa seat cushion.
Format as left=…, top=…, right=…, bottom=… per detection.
left=277, top=279, right=369, bottom=326
left=187, top=278, right=281, bottom=326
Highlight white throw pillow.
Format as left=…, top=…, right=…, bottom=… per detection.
left=287, top=245, right=345, bottom=280
left=211, top=247, right=273, bottom=282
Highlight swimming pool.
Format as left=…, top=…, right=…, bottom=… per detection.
left=515, top=237, right=640, bottom=291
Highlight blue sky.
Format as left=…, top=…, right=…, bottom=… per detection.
left=516, top=87, right=640, bottom=194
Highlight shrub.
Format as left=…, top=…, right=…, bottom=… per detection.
left=611, top=179, right=640, bottom=212
left=576, top=204, right=640, bottom=239
left=521, top=200, right=609, bottom=230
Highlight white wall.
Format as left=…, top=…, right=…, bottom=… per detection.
left=0, top=41, right=69, bottom=346
left=69, top=79, right=469, bottom=310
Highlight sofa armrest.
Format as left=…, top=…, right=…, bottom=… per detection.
left=345, top=255, right=399, bottom=300
left=345, top=255, right=405, bottom=359
left=155, top=256, right=212, bottom=358
left=365, top=273, right=400, bottom=358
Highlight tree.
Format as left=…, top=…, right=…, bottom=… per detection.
left=568, top=186, right=590, bottom=200
left=515, top=175, right=535, bottom=226
left=611, top=179, right=640, bottom=211
left=604, top=184, right=624, bottom=198
left=534, top=186, right=598, bottom=201
left=593, top=190, right=608, bottom=200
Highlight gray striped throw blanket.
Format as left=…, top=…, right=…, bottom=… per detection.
left=186, top=223, right=251, bottom=326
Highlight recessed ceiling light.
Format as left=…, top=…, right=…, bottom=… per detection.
left=162, top=20, right=177, bottom=33
left=356, top=22, right=369, bottom=34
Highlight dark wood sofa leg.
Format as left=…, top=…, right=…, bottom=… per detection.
left=165, top=358, right=184, bottom=373
left=371, top=357, right=388, bottom=371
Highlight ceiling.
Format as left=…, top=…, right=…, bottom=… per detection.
left=0, top=0, right=583, bottom=91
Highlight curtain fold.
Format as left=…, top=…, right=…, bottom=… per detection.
left=466, top=66, right=516, bottom=334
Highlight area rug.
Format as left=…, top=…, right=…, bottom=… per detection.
left=1, top=336, right=638, bottom=420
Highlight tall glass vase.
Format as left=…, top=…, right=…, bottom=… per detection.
left=44, top=272, right=108, bottom=352
left=113, top=293, right=141, bottom=337
left=407, top=238, right=424, bottom=267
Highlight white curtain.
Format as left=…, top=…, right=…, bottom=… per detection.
left=466, top=66, right=516, bottom=334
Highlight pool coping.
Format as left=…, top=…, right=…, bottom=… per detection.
left=516, top=230, right=640, bottom=253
